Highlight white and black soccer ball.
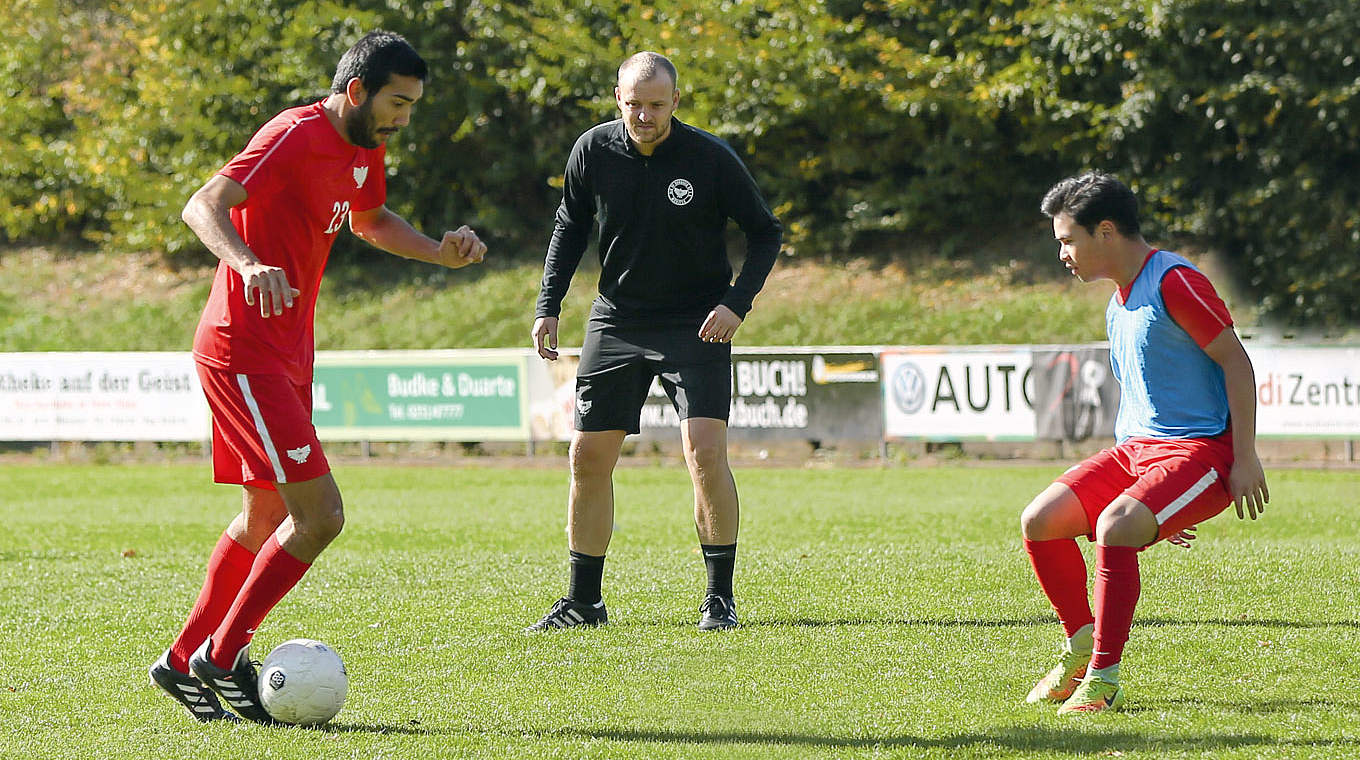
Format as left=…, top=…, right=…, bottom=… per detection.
left=258, top=638, right=348, bottom=726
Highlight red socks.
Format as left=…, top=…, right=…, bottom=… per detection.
left=168, top=533, right=255, bottom=672
left=1023, top=538, right=1095, bottom=638
left=1091, top=544, right=1141, bottom=671
left=208, top=534, right=311, bottom=668
left=1027, top=538, right=1142, bottom=671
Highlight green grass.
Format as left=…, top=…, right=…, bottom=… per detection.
left=0, top=244, right=1128, bottom=352
left=1, top=463, right=1356, bottom=759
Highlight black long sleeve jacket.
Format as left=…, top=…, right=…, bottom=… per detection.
left=535, top=118, right=782, bottom=326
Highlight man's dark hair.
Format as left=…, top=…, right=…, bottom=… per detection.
left=330, top=30, right=427, bottom=96
left=1040, top=171, right=1141, bottom=237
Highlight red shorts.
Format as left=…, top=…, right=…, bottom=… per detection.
left=1056, top=434, right=1235, bottom=545
left=196, top=364, right=330, bottom=488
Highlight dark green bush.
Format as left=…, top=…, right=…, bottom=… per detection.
left=3, top=0, right=1356, bottom=326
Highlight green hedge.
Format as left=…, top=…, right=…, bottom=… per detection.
left=5, top=0, right=1357, bottom=326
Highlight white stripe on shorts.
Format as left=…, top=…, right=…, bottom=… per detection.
left=1155, top=467, right=1218, bottom=525
left=236, top=374, right=287, bottom=483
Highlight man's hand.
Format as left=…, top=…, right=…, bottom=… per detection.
left=698, top=304, right=742, bottom=343
left=436, top=225, right=487, bottom=269
left=1166, top=524, right=1197, bottom=549
left=1229, top=453, right=1269, bottom=520
left=239, top=262, right=300, bottom=318
left=533, top=316, right=560, bottom=360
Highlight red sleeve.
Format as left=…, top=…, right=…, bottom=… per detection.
left=1161, top=266, right=1233, bottom=347
left=217, top=115, right=302, bottom=197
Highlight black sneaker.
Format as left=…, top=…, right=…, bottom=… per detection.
left=148, top=648, right=238, bottom=722
left=524, top=597, right=608, bottom=632
left=188, top=638, right=276, bottom=724
left=698, top=594, right=738, bottom=631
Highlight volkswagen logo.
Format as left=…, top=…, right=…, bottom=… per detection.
left=891, top=362, right=927, bottom=415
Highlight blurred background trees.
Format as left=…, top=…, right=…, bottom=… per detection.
left=5, top=0, right=1357, bottom=326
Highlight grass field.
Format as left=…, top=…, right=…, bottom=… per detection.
left=0, top=245, right=1124, bottom=352
left=1, top=463, right=1357, bottom=759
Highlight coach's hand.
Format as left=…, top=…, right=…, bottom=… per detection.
left=533, top=316, right=559, bottom=361
left=239, top=262, right=300, bottom=318
left=1229, top=453, right=1269, bottom=520
left=437, top=225, right=487, bottom=269
left=699, top=305, right=741, bottom=344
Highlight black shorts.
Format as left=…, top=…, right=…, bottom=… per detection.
left=575, top=315, right=731, bottom=434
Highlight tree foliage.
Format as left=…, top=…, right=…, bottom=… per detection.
left=1027, top=0, right=1360, bottom=326
left=4, top=0, right=1357, bottom=326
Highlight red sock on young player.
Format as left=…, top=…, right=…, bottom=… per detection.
left=168, top=533, right=256, bottom=672
left=1024, top=537, right=1095, bottom=638
left=208, top=534, right=311, bottom=668
left=1091, top=543, right=1141, bottom=671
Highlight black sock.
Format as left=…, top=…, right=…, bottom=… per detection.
left=567, top=550, right=605, bottom=605
left=701, top=542, right=737, bottom=598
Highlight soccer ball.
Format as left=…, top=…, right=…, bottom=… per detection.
left=258, top=638, right=348, bottom=725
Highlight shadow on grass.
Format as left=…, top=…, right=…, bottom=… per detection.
left=653, top=615, right=1360, bottom=630
left=538, top=724, right=1351, bottom=753
left=737, top=616, right=1056, bottom=629
left=1135, top=616, right=1360, bottom=629
left=1130, top=697, right=1360, bottom=715
left=317, top=721, right=446, bottom=736
left=642, top=616, right=1054, bottom=629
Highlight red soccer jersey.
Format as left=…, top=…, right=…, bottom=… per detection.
left=1116, top=249, right=1233, bottom=348
left=192, top=101, right=387, bottom=384
left=1160, top=264, right=1232, bottom=348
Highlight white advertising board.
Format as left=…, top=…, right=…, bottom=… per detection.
left=0, top=352, right=209, bottom=441
left=1249, top=345, right=1360, bottom=438
left=2, top=345, right=1355, bottom=443
left=881, top=348, right=1036, bottom=440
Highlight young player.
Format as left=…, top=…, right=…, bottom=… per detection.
left=1022, top=171, right=1269, bottom=714
left=526, top=52, right=781, bottom=632
left=148, top=31, right=486, bottom=722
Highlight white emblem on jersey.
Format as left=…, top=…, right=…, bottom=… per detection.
left=286, top=445, right=312, bottom=464
left=667, top=178, right=694, bottom=206
left=353, top=165, right=369, bottom=188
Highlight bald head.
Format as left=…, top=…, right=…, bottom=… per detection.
left=618, top=51, right=677, bottom=91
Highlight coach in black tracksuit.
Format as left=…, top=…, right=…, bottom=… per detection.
left=527, top=51, right=781, bottom=634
